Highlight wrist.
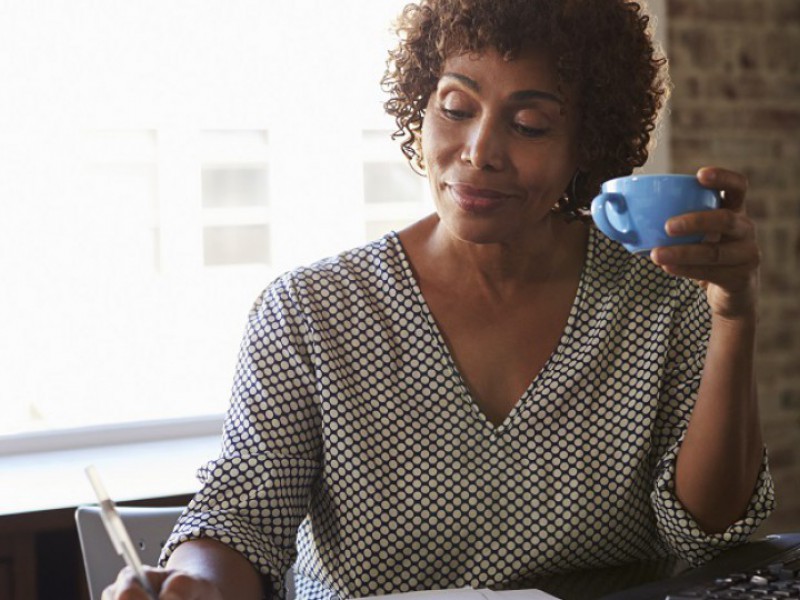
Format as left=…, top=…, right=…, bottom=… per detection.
left=707, top=271, right=760, bottom=322
left=711, top=309, right=758, bottom=331
left=708, top=312, right=758, bottom=364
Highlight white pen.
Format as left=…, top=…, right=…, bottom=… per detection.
left=85, top=465, right=159, bottom=600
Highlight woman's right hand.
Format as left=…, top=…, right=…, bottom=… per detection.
left=103, top=538, right=264, bottom=600
left=102, top=565, right=224, bottom=600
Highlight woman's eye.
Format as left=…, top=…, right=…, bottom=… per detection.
left=513, top=123, right=548, bottom=138
left=441, top=106, right=470, bottom=120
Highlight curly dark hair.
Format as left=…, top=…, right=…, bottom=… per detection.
left=382, top=0, right=670, bottom=220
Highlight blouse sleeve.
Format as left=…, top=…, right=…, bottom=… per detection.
left=159, top=276, right=323, bottom=599
left=649, top=279, right=776, bottom=566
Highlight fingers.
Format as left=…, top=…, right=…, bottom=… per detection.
left=102, top=566, right=172, bottom=600
left=650, top=219, right=761, bottom=318
left=651, top=235, right=761, bottom=314
left=651, top=239, right=759, bottom=270
left=100, top=566, right=218, bottom=600
left=651, top=263, right=755, bottom=293
left=697, top=166, right=748, bottom=211
left=103, top=567, right=147, bottom=600
left=652, top=166, right=759, bottom=319
left=654, top=176, right=759, bottom=279
left=667, top=166, right=751, bottom=239
left=652, top=207, right=760, bottom=301
left=160, top=570, right=215, bottom=600
left=665, top=207, right=754, bottom=241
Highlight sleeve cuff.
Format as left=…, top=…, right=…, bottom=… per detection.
left=156, top=452, right=318, bottom=600
left=159, top=514, right=292, bottom=600
left=651, top=443, right=776, bottom=566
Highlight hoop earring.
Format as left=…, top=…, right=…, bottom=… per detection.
left=551, top=171, right=580, bottom=214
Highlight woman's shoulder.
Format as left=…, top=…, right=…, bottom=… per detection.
left=264, top=231, right=408, bottom=303
left=244, top=233, right=412, bottom=341
left=587, top=225, right=700, bottom=301
left=291, top=231, right=403, bottom=283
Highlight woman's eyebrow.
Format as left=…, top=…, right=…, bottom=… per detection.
left=440, top=72, right=564, bottom=105
left=441, top=72, right=482, bottom=91
left=509, top=88, right=564, bottom=105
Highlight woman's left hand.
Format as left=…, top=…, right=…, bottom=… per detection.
left=650, top=166, right=760, bottom=321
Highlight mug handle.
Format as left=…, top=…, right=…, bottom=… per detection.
left=591, top=192, right=637, bottom=244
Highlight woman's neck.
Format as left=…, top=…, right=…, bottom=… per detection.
left=401, top=213, right=589, bottom=302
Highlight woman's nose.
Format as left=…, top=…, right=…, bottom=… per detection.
left=460, top=117, right=506, bottom=171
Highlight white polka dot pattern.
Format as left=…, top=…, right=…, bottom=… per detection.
left=159, top=226, right=775, bottom=600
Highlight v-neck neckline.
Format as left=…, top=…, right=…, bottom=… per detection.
left=388, top=227, right=596, bottom=435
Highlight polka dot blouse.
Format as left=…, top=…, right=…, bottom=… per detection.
left=160, top=226, right=775, bottom=600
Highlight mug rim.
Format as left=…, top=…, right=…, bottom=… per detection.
left=603, top=173, right=698, bottom=185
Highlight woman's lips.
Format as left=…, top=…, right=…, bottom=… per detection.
left=447, top=183, right=514, bottom=213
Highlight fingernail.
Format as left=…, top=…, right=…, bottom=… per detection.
left=655, top=248, right=673, bottom=263
left=700, top=169, right=716, bottom=183
left=666, top=221, right=683, bottom=235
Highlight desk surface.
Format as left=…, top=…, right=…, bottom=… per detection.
left=0, top=434, right=219, bottom=519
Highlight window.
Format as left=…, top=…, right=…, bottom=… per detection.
left=0, top=0, right=667, bottom=445
left=0, top=0, right=429, bottom=441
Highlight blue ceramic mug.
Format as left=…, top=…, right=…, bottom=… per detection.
left=590, top=174, right=721, bottom=254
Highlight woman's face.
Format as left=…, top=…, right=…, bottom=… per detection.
left=421, top=46, right=580, bottom=245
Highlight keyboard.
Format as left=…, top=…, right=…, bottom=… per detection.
left=664, top=544, right=800, bottom=600
left=600, top=534, right=800, bottom=600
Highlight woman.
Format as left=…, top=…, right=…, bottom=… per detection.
left=107, top=1, right=774, bottom=598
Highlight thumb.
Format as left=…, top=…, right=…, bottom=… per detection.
left=141, top=566, right=174, bottom=597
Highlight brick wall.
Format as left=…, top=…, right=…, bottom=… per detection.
left=666, top=0, right=800, bottom=535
